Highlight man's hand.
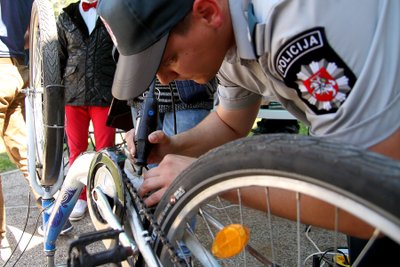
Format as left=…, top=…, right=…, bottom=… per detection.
left=125, top=128, right=136, bottom=161
left=126, top=128, right=172, bottom=164
left=138, top=154, right=196, bottom=207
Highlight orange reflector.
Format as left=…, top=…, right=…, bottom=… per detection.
left=212, top=224, right=250, bottom=259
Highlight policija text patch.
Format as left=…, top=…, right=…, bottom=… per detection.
left=275, top=27, right=356, bottom=115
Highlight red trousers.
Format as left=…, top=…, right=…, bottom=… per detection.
left=65, top=106, right=115, bottom=200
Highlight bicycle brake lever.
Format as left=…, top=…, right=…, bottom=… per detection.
left=134, top=80, right=158, bottom=175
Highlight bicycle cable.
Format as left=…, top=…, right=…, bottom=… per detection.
left=2, top=193, right=51, bottom=267
left=10, top=207, right=45, bottom=267
left=1, top=192, right=31, bottom=267
left=318, top=247, right=350, bottom=267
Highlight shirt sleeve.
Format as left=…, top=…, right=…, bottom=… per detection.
left=216, top=60, right=263, bottom=110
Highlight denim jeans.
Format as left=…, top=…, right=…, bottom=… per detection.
left=161, top=109, right=210, bottom=136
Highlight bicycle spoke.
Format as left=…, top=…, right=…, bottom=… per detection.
left=264, top=187, right=277, bottom=265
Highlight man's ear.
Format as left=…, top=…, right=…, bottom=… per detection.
left=192, top=0, right=223, bottom=28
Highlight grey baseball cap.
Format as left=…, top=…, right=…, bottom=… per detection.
left=97, top=0, right=194, bottom=100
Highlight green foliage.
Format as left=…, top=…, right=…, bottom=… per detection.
left=50, top=0, right=78, bottom=17
left=0, top=153, right=17, bottom=173
left=299, top=121, right=309, bottom=136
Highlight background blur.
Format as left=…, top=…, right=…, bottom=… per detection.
left=51, top=0, right=77, bottom=16
left=0, top=0, right=80, bottom=173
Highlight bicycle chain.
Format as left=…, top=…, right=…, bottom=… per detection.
left=122, top=172, right=184, bottom=267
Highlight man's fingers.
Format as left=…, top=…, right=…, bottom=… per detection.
left=144, top=189, right=166, bottom=207
left=148, top=130, right=166, bottom=144
left=125, top=129, right=136, bottom=156
left=138, top=171, right=161, bottom=197
left=139, top=175, right=165, bottom=207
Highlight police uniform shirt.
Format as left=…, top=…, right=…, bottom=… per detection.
left=217, top=0, right=400, bottom=148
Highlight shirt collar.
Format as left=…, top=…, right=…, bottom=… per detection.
left=228, top=0, right=257, bottom=60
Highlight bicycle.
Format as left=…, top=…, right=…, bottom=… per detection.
left=25, top=0, right=400, bottom=266
left=55, top=133, right=396, bottom=267
left=24, top=0, right=67, bottom=265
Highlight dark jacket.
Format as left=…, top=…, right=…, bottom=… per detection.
left=57, top=2, right=116, bottom=106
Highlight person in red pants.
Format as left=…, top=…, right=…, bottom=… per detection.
left=65, top=106, right=115, bottom=220
left=57, top=0, right=116, bottom=221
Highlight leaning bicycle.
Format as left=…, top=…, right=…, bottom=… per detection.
left=25, top=0, right=67, bottom=265
left=60, top=133, right=399, bottom=266
left=26, top=0, right=65, bottom=194
left=25, top=1, right=400, bottom=265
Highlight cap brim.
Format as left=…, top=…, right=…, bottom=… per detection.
left=111, top=34, right=169, bottom=100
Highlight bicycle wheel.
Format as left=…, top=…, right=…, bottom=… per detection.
left=154, top=134, right=400, bottom=266
left=29, top=0, right=64, bottom=186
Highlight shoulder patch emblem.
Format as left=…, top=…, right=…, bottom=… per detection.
left=297, top=59, right=351, bottom=111
left=275, top=27, right=357, bottom=114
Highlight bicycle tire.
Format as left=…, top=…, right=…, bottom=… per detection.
left=154, top=134, right=400, bottom=266
left=29, top=0, right=64, bottom=185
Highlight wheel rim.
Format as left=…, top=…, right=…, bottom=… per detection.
left=29, top=3, right=45, bottom=180
left=159, top=171, right=400, bottom=266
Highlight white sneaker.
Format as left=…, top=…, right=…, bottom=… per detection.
left=0, top=238, right=11, bottom=261
left=69, top=199, right=87, bottom=221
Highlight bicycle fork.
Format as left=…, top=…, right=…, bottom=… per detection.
left=43, top=152, right=95, bottom=267
left=24, top=85, right=65, bottom=198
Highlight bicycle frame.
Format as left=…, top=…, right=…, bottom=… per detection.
left=39, top=134, right=400, bottom=267
left=43, top=152, right=94, bottom=266
left=42, top=148, right=163, bottom=267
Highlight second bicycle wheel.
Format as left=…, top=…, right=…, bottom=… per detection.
left=154, top=134, right=400, bottom=266
left=29, top=0, right=64, bottom=186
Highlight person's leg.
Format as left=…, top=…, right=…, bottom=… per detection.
left=0, top=65, right=27, bottom=171
left=0, top=63, right=43, bottom=239
left=65, top=106, right=90, bottom=166
left=0, top=63, right=43, bottom=193
left=0, top=177, right=5, bottom=241
left=78, top=106, right=114, bottom=203
left=0, top=68, right=11, bottom=242
left=162, top=109, right=210, bottom=136
left=70, top=106, right=115, bottom=214
left=65, top=106, right=91, bottom=220
left=0, top=175, right=10, bottom=259
left=4, top=91, right=43, bottom=205
left=88, top=106, right=116, bottom=202
left=4, top=92, right=29, bottom=174
left=70, top=106, right=115, bottom=220
left=0, top=65, right=25, bottom=173
left=89, top=106, right=115, bottom=151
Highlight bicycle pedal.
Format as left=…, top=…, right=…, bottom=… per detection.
left=67, top=228, right=133, bottom=267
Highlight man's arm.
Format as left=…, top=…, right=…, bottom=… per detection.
left=149, top=100, right=262, bottom=159
left=368, top=128, right=400, bottom=161
left=138, top=100, right=262, bottom=206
